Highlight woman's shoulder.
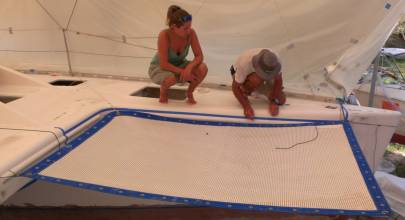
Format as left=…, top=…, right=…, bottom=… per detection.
left=189, top=28, right=198, bottom=40
left=158, top=29, right=170, bottom=37
left=158, top=29, right=171, bottom=44
left=190, top=28, right=197, bottom=35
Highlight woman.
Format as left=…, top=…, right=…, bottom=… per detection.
left=149, top=5, right=208, bottom=104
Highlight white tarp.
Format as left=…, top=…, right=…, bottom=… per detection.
left=0, top=0, right=404, bottom=97
left=375, top=171, right=405, bottom=216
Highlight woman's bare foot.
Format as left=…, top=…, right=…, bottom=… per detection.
left=187, top=93, right=197, bottom=104
left=159, top=88, right=169, bottom=104
left=159, top=76, right=176, bottom=104
left=159, top=96, right=168, bottom=103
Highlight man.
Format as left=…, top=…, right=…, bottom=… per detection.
left=231, top=48, right=286, bottom=119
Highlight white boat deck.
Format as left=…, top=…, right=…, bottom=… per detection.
left=0, top=69, right=401, bottom=213
left=0, top=71, right=401, bottom=176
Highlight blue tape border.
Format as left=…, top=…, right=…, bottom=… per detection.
left=342, top=122, right=391, bottom=216
left=23, top=109, right=390, bottom=217
left=64, top=107, right=341, bottom=134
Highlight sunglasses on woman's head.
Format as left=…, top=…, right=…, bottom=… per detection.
left=181, top=15, right=192, bottom=23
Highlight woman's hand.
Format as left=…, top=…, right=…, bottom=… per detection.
left=180, top=64, right=197, bottom=82
left=180, top=69, right=192, bottom=82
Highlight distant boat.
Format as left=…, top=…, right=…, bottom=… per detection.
left=355, top=50, right=405, bottom=144
left=382, top=47, right=405, bottom=60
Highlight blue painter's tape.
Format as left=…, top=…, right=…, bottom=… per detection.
left=21, top=109, right=391, bottom=217
left=120, top=110, right=340, bottom=128
left=32, top=173, right=389, bottom=217
left=342, top=121, right=391, bottom=216
left=64, top=108, right=114, bottom=134
left=64, top=108, right=341, bottom=135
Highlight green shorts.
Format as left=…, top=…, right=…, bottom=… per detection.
left=148, top=61, right=190, bottom=85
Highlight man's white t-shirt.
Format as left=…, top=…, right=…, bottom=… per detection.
left=233, top=48, right=279, bottom=84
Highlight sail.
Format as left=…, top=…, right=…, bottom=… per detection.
left=0, top=0, right=404, bottom=97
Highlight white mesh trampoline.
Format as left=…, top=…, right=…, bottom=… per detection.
left=23, top=108, right=390, bottom=217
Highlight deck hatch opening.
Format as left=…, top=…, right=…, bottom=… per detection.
left=0, top=96, right=21, bottom=103
left=50, top=80, right=84, bottom=86
left=131, top=87, right=187, bottom=100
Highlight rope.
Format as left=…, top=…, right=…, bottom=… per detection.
left=0, top=127, right=62, bottom=149
left=0, top=127, right=62, bottom=179
left=54, top=127, right=69, bottom=144
left=69, top=50, right=152, bottom=59
left=62, top=29, right=73, bottom=74
left=0, top=49, right=153, bottom=59
left=0, top=170, right=18, bottom=179
left=35, top=0, right=63, bottom=29
left=0, top=28, right=60, bottom=32
left=66, top=0, right=78, bottom=30
left=0, top=49, right=65, bottom=53
left=67, top=30, right=157, bottom=51
left=338, top=103, right=349, bottom=121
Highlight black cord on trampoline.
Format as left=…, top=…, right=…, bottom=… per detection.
left=275, top=126, right=319, bottom=150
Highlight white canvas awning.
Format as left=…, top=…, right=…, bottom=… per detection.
left=0, top=0, right=404, bottom=97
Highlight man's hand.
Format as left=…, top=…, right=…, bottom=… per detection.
left=269, top=102, right=279, bottom=116
left=232, top=79, right=254, bottom=120
left=244, top=105, right=255, bottom=120
left=267, top=73, right=285, bottom=117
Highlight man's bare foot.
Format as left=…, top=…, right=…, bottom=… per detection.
left=269, top=103, right=279, bottom=116
left=187, top=93, right=197, bottom=104
left=244, top=106, right=255, bottom=120
left=159, top=76, right=176, bottom=104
